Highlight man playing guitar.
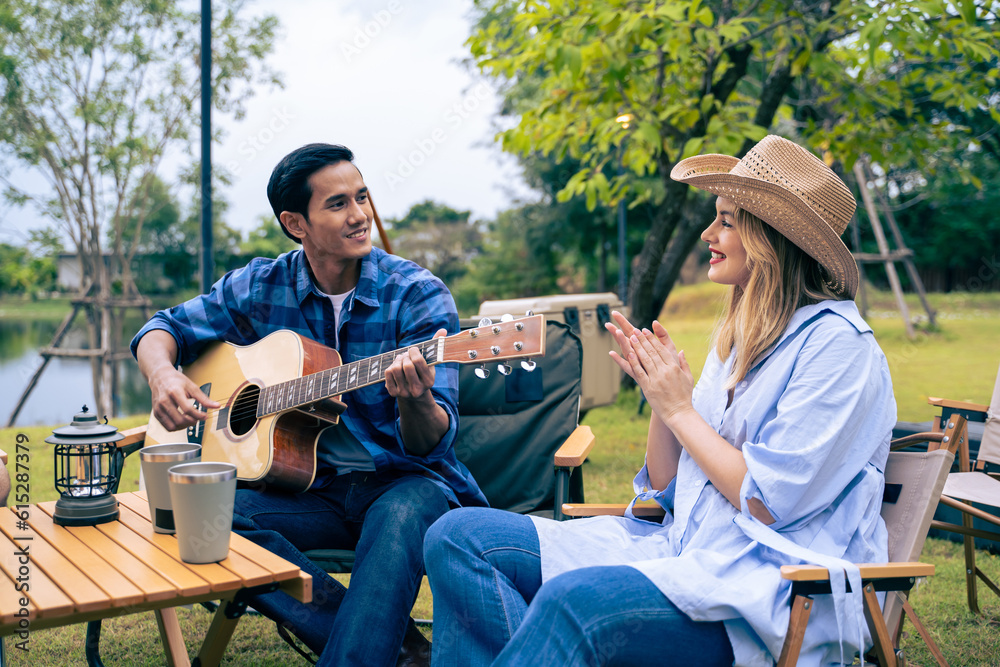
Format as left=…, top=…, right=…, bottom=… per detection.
left=131, top=143, right=485, bottom=667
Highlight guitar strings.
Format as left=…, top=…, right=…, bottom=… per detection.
left=173, top=352, right=431, bottom=425
left=174, top=343, right=427, bottom=425
left=164, top=329, right=535, bottom=428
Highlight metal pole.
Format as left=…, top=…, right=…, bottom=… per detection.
left=617, top=145, right=627, bottom=305
left=200, top=0, right=214, bottom=294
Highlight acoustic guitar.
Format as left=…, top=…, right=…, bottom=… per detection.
left=145, top=314, right=545, bottom=492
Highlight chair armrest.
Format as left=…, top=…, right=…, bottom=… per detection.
left=118, top=424, right=148, bottom=449
left=890, top=431, right=947, bottom=450
left=928, top=397, right=988, bottom=415
left=780, top=562, right=934, bottom=582
left=561, top=501, right=665, bottom=519
left=553, top=425, right=596, bottom=468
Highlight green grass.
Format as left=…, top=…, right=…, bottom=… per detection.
left=0, top=296, right=78, bottom=321
left=3, top=389, right=999, bottom=664
left=1, top=285, right=998, bottom=663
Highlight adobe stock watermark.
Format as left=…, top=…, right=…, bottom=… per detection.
left=966, top=254, right=1000, bottom=293
left=226, top=107, right=296, bottom=176
left=383, top=83, right=492, bottom=191
left=340, top=0, right=404, bottom=63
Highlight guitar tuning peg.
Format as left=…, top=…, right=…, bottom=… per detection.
left=525, top=309, right=534, bottom=316
left=500, top=313, right=514, bottom=322
left=478, top=317, right=493, bottom=327
left=520, top=359, right=537, bottom=372
left=475, top=364, right=491, bottom=379
left=498, top=363, right=512, bottom=376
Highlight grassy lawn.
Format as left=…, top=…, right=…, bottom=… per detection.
left=1, top=285, right=998, bottom=663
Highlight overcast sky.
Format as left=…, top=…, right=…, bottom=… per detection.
left=215, top=0, right=531, bottom=233
left=0, top=0, right=532, bottom=246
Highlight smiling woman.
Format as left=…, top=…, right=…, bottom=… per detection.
left=424, top=135, right=896, bottom=667
left=701, top=196, right=750, bottom=288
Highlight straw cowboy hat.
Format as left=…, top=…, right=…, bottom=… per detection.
left=670, top=135, right=859, bottom=299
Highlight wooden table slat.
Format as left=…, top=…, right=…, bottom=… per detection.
left=117, top=493, right=275, bottom=588
left=35, top=502, right=177, bottom=603
left=97, top=518, right=212, bottom=597
left=0, top=569, right=34, bottom=627
left=0, top=540, right=74, bottom=621
left=117, top=491, right=152, bottom=522
left=227, top=534, right=302, bottom=581
left=0, top=492, right=312, bottom=666
left=115, top=504, right=244, bottom=594
left=21, top=505, right=145, bottom=608
left=0, top=509, right=112, bottom=614
left=213, top=549, right=274, bottom=588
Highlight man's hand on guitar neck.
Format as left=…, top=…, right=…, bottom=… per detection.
left=137, top=330, right=222, bottom=432
left=388, top=328, right=451, bottom=457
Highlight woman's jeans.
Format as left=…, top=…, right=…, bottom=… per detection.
left=424, top=507, right=735, bottom=667
left=233, top=471, right=449, bottom=667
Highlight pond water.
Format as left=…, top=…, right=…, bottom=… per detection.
left=0, top=318, right=151, bottom=428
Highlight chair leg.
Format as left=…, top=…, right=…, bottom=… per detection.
left=976, top=566, right=1000, bottom=601
left=900, top=596, right=949, bottom=667
left=961, top=511, right=981, bottom=614
left=777, top=594, right=813, bottom=667
left=863, top=584, right=897, bottom=667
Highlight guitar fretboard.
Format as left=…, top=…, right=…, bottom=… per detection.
left=256, top=339, right=444, bottom=417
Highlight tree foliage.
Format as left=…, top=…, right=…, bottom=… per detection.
left=0, top=0, right=280, bottom=291
left=468, top=0, right=1000, bottom=330
left=239, top=215, right=297, bottom=262
left=452, top=203, right=564, bottom=314
left=0, top=233, right=58, bottom=295
left=864, top=147, right=1000, bottom=292
left=386, top=199, right=484, bottom=293
left=0, top=0, right=280, bottom=415
left=117, top=176, right=287, bottom=293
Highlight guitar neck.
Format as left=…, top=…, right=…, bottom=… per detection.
left=256, top=338, right=444, bottom=417
left=254, top=314, right=544, bottom=418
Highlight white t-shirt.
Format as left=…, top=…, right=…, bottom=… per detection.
left=316, top=287, right=375, bottom=474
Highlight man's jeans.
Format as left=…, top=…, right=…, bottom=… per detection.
left=424, top=507, right=734, bottom=666
left=233, top=471, right=449, bottom=667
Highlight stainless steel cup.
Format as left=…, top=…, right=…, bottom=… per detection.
left=167, top=462, right=238, bottom=564
left=139, top=443, right=202, bottom=533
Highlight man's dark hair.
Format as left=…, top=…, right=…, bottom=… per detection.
left=267, top=143, right=356, bottom=243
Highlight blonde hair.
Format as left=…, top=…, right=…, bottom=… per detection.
left=711, top=208, right=846, bottom=388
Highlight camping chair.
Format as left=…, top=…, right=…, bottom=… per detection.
left=925, top=361, right=1000, bottom=614
left=304, top=317, right=593, bottom=574
left=93, top=319, right=594, bottom=664
left=562, top=417, right=968, bottom=666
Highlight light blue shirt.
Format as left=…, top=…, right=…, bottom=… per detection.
left=532, top=300, right=896, bottom=666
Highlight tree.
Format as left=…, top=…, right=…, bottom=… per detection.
left=386, top=200, right=484, bottom=290
left=452, top=203, right=563, bottom=314
left=0, top=228, right=59, bottom=295
left=239, top=214, right=297, bottom=261
left=868, top=146, right=1000, bottom=292
left=468, top=0, right=1000, bottom=332
left=0, top=0, right=280, bottom=416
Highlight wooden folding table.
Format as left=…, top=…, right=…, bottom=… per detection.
left=0, top=491, right=312, bottom=666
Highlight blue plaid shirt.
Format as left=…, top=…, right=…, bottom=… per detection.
left=130, top=247, right=487, bottom=507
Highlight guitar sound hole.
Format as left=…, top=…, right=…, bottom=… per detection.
left=230, top=385, right=261, bottom=437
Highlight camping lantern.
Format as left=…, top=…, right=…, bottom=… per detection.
left=47, top=405, right=121, bottom=526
